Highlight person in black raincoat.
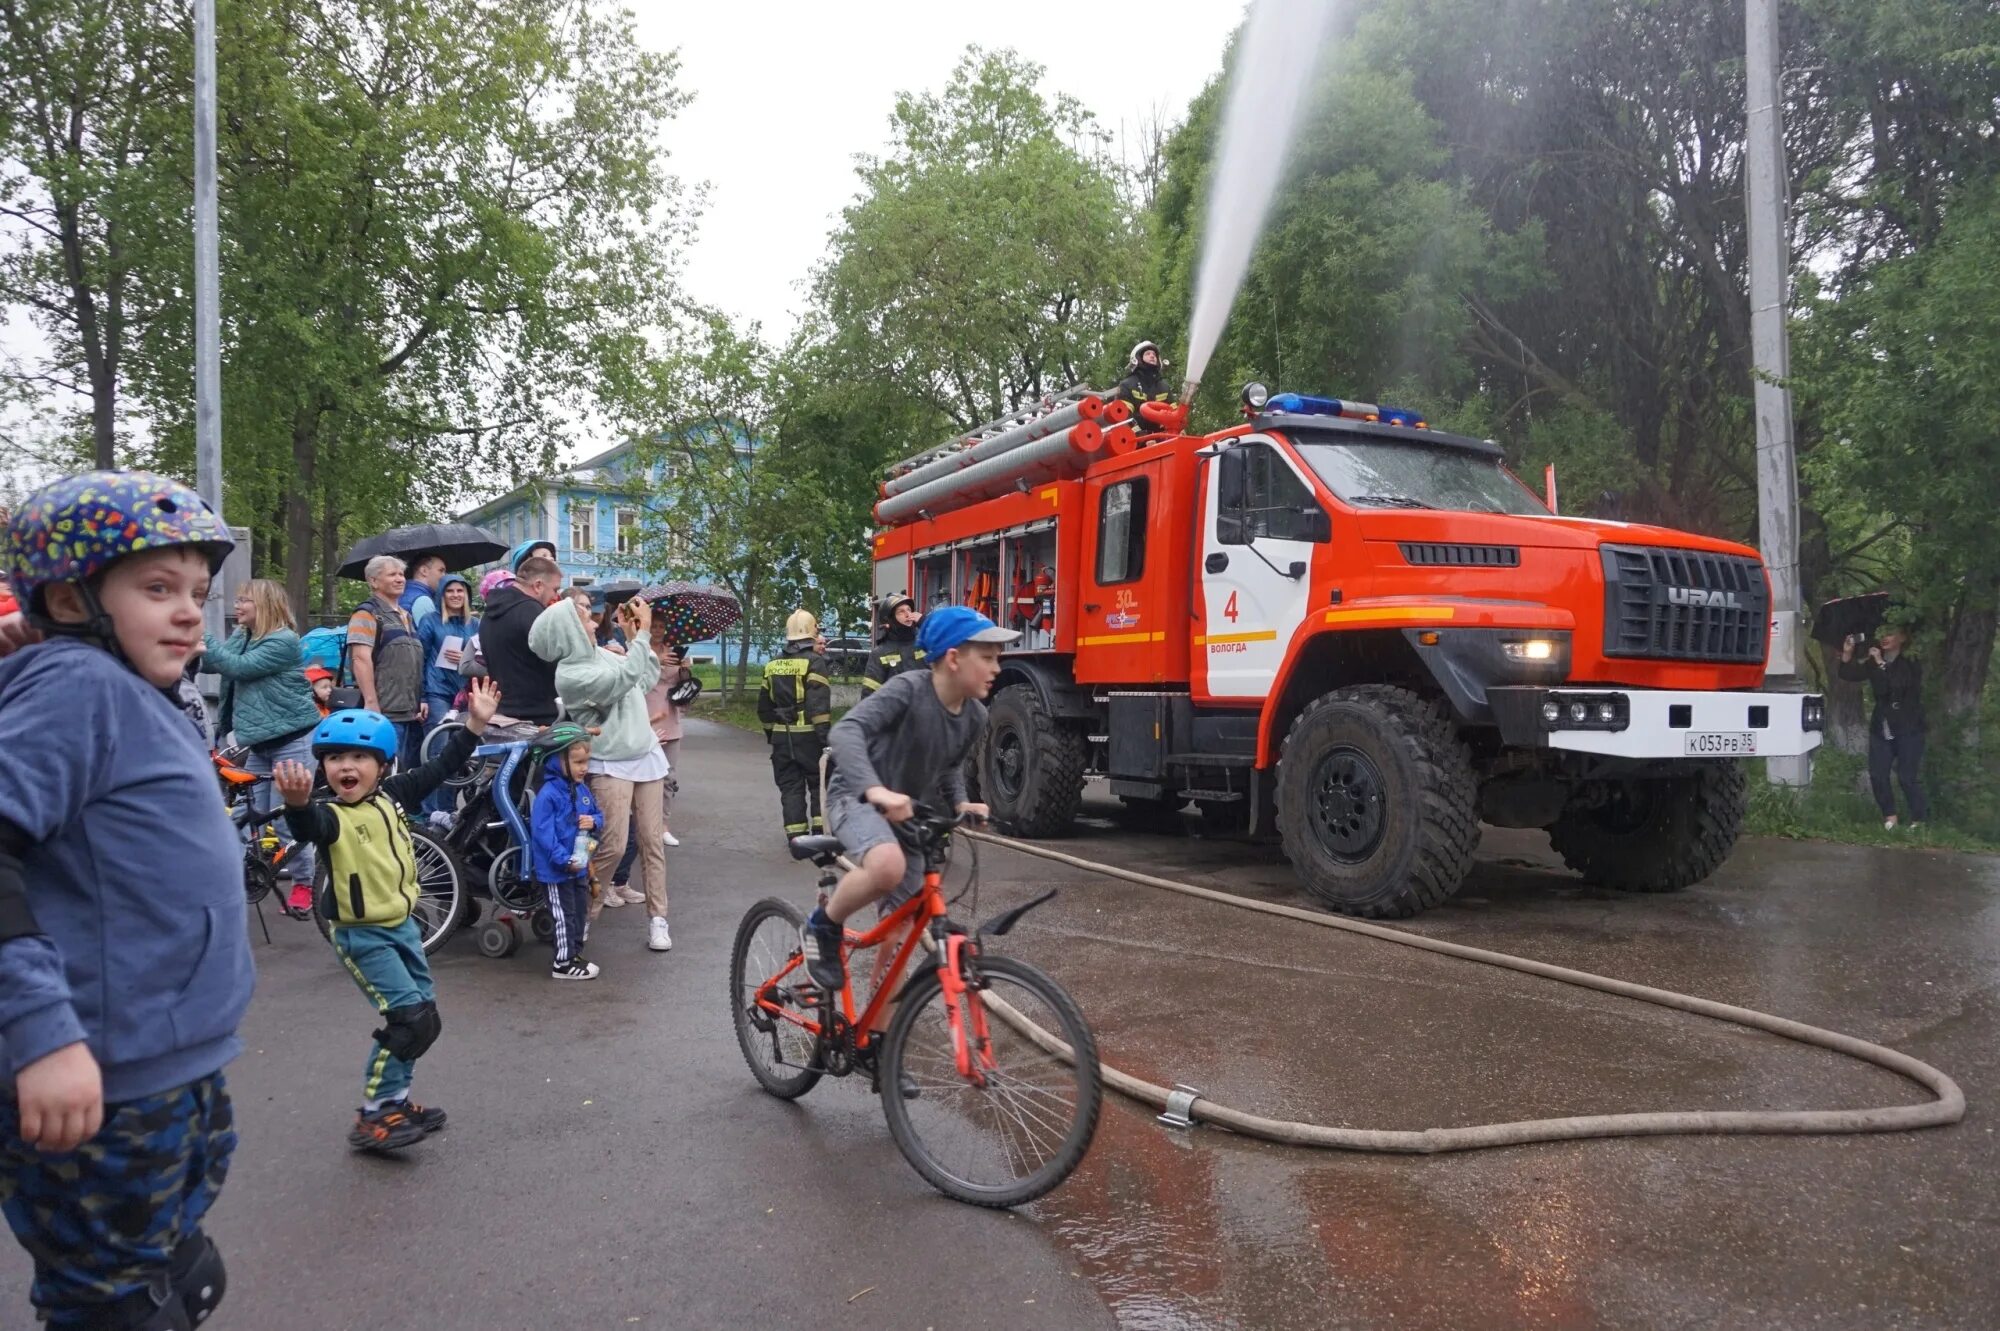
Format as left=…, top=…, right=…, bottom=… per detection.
left=1839, top=622, right=1929, bottom=829
left=862, top=594, right=925, bottom=694
left=758, top=609, right=833, bottom=837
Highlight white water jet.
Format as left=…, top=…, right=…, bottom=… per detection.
left=1182, top=0, right=1342, bottom=401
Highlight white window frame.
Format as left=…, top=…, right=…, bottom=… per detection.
left=615, top=506, right=641, bottom=557
left=571, top=500, right=597, bottom=553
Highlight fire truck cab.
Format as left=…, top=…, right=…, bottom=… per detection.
left=870, top=386, right=1824, bottom=918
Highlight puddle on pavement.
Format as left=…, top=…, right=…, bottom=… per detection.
left=1032, top=1099, right=1605, bottom=1330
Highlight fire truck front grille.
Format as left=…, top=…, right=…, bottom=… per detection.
left=1399, top=542, right=1520, bottom=568
left=1601, top=544, right=1768, bottom=664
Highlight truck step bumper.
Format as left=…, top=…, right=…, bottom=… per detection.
left=1488, top=687, right=1825, bottom=760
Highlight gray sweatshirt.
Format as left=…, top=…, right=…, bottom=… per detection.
left=825, top=668, right=985, bottom=811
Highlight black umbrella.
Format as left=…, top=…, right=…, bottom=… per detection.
left=1813, top=592, right=1893, bottom=646
left=593, top=579, right=645, bottom=609
left=338, top=522, right=508, bottom=580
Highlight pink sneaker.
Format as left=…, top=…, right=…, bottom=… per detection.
left=287, top=883, right=313, bottom=913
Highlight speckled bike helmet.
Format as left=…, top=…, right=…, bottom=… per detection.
left=312, top=708, right=399, bottom=762
left=5, top=470, right=234, bottom=631
left=531, top=720, right=592, bottom=754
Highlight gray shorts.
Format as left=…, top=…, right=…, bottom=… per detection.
left=827, top=791, right=926, bottom=913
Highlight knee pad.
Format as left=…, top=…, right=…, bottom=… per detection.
left=171, top=1232, right=226, bottom=1325
left=371, top=1000, right=442, bottom=1062
left=82, top=1273, right=191, bottom=1331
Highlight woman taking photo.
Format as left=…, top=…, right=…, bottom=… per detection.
left=206, top=578, right=324, bottom=905
left=528, top=592, right=673, bottom=953
left=608, top=613, right=692, bottom=894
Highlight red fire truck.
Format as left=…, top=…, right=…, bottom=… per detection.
left=868, top=384, right=1824, bottom=917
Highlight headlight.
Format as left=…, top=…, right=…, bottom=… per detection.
left=1802, top=694, right=1825, bottom=731
left=1502, top=639, right=1557, bottom=662
left=1241, top=381, right=1271, bottom=412
left=1541, top=691, right=1630, bottom=732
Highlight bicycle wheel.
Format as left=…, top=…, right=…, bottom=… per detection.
left=487, top=845, right=541, bottom=913
left=879, top=953, right=1101, bottom=1208
left=421, top=721, right=481, bottom=789
left=728, top=898, right=824, bottom=1100
left=406, top=827, right=467, bottom=953
left=311, top=827, right=466, bottom=954
left=243, top=851, right=276, bottom=907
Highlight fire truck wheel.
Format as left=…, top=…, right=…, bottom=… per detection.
left=1547, top=761, right=1747, bottom=892
left=982, top=684, right=1087, bottom=838
left=1275, top=685, right=1479, bottom=918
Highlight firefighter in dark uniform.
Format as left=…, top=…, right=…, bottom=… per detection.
left=1111, top=339, right=1179, bottom=429
left=760, top=608, right=834, bottom=837
left=862, top=593, right=925, bottom=693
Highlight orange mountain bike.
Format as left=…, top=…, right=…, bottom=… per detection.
left=729, top=806, right=1102, bottom=1208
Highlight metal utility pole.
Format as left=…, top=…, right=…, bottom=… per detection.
left=193, top=0, right=226, bottom=643
left=1745, top=0, right=1809, bottom=787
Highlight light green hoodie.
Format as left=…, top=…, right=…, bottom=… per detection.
left=527, top=600, right=663, bottom=762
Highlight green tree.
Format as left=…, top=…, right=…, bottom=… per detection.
left=1797, top=178, right=2000, bottom=730
left=813, top=47, right=1143, bottom=430
left=0, top=0, right=187, bottom=465
left=124, top=0, right=690, bottom=613
left=1130, top=44, right=1540, bottom=432
left=616, top=315, right=817, bottom=697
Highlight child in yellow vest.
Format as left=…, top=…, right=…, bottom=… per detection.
left=275, top=678, right=499, bottom=1151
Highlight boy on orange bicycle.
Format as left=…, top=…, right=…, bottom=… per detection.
left=799, top=606, right=1015, bottom=994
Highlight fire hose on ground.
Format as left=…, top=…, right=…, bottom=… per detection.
left=946, top=829, right=1967, bottom=1154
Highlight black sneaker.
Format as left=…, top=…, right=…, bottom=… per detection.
left=799, top=914, right=847, bottom=994
left=899, top=1072, right=921, bottom=1101
left=404, top=1101, right=448, bottom=1134
left=348, top=1104, right=426, bottom=1152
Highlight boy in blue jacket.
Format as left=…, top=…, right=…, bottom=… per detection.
left=0, top=471, right=252, bottom=1330
left=532, top=737, right=603, bottom=980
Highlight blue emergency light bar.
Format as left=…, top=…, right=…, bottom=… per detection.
left=1264, top=392, right=1427, bottom=429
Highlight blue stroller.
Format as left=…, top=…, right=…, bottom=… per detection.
left=432, top=720, right=593, bottom=958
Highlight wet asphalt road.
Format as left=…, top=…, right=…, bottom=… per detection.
left=6, top=717, right=1997, bottom=1329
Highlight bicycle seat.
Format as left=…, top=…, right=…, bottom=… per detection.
left=787, top=834, right=845, bottom=862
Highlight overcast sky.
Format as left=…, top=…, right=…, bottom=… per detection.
left=1, top=2, right=1247, bottom=494
left=641, top=1, right=1246, bottom=339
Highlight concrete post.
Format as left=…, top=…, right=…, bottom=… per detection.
left=1745, top=0, right=1810, bottom=787
left=193, top=0, right=225, bottom=645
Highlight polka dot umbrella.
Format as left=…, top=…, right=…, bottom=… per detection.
left=638, top=580, right=742, bottom=648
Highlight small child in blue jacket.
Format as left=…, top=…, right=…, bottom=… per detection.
left=532, top=738, right=603, bottom=980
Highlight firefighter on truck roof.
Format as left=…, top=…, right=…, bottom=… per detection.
left=863, top=593, right=925, bottom=693
left=1111, top=339, right=1180, bottom=430
left=759, top=609, right=834, bottom=837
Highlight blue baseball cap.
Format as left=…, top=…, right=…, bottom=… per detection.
left=917, top=605, right=1019, bottom=658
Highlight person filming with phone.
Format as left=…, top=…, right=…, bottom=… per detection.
left=1839, top=621, right=1928, bottom=831
left=527, top=590, right=675, bottom=952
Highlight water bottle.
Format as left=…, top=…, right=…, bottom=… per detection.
left=571, top=825, right=597, bottom=871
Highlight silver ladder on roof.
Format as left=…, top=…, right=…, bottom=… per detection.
left=885, top=385, right=1101, bottom=478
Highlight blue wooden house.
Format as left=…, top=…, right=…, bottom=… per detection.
left=456, top=436, right=754, bottom=665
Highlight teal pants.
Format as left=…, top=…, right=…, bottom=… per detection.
left=330, top=919, right=435, bottom=1104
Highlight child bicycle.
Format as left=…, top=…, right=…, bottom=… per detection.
left=214, top=746, right=314, bottom=937
left=729, top=805, right=1102, bottom=1208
